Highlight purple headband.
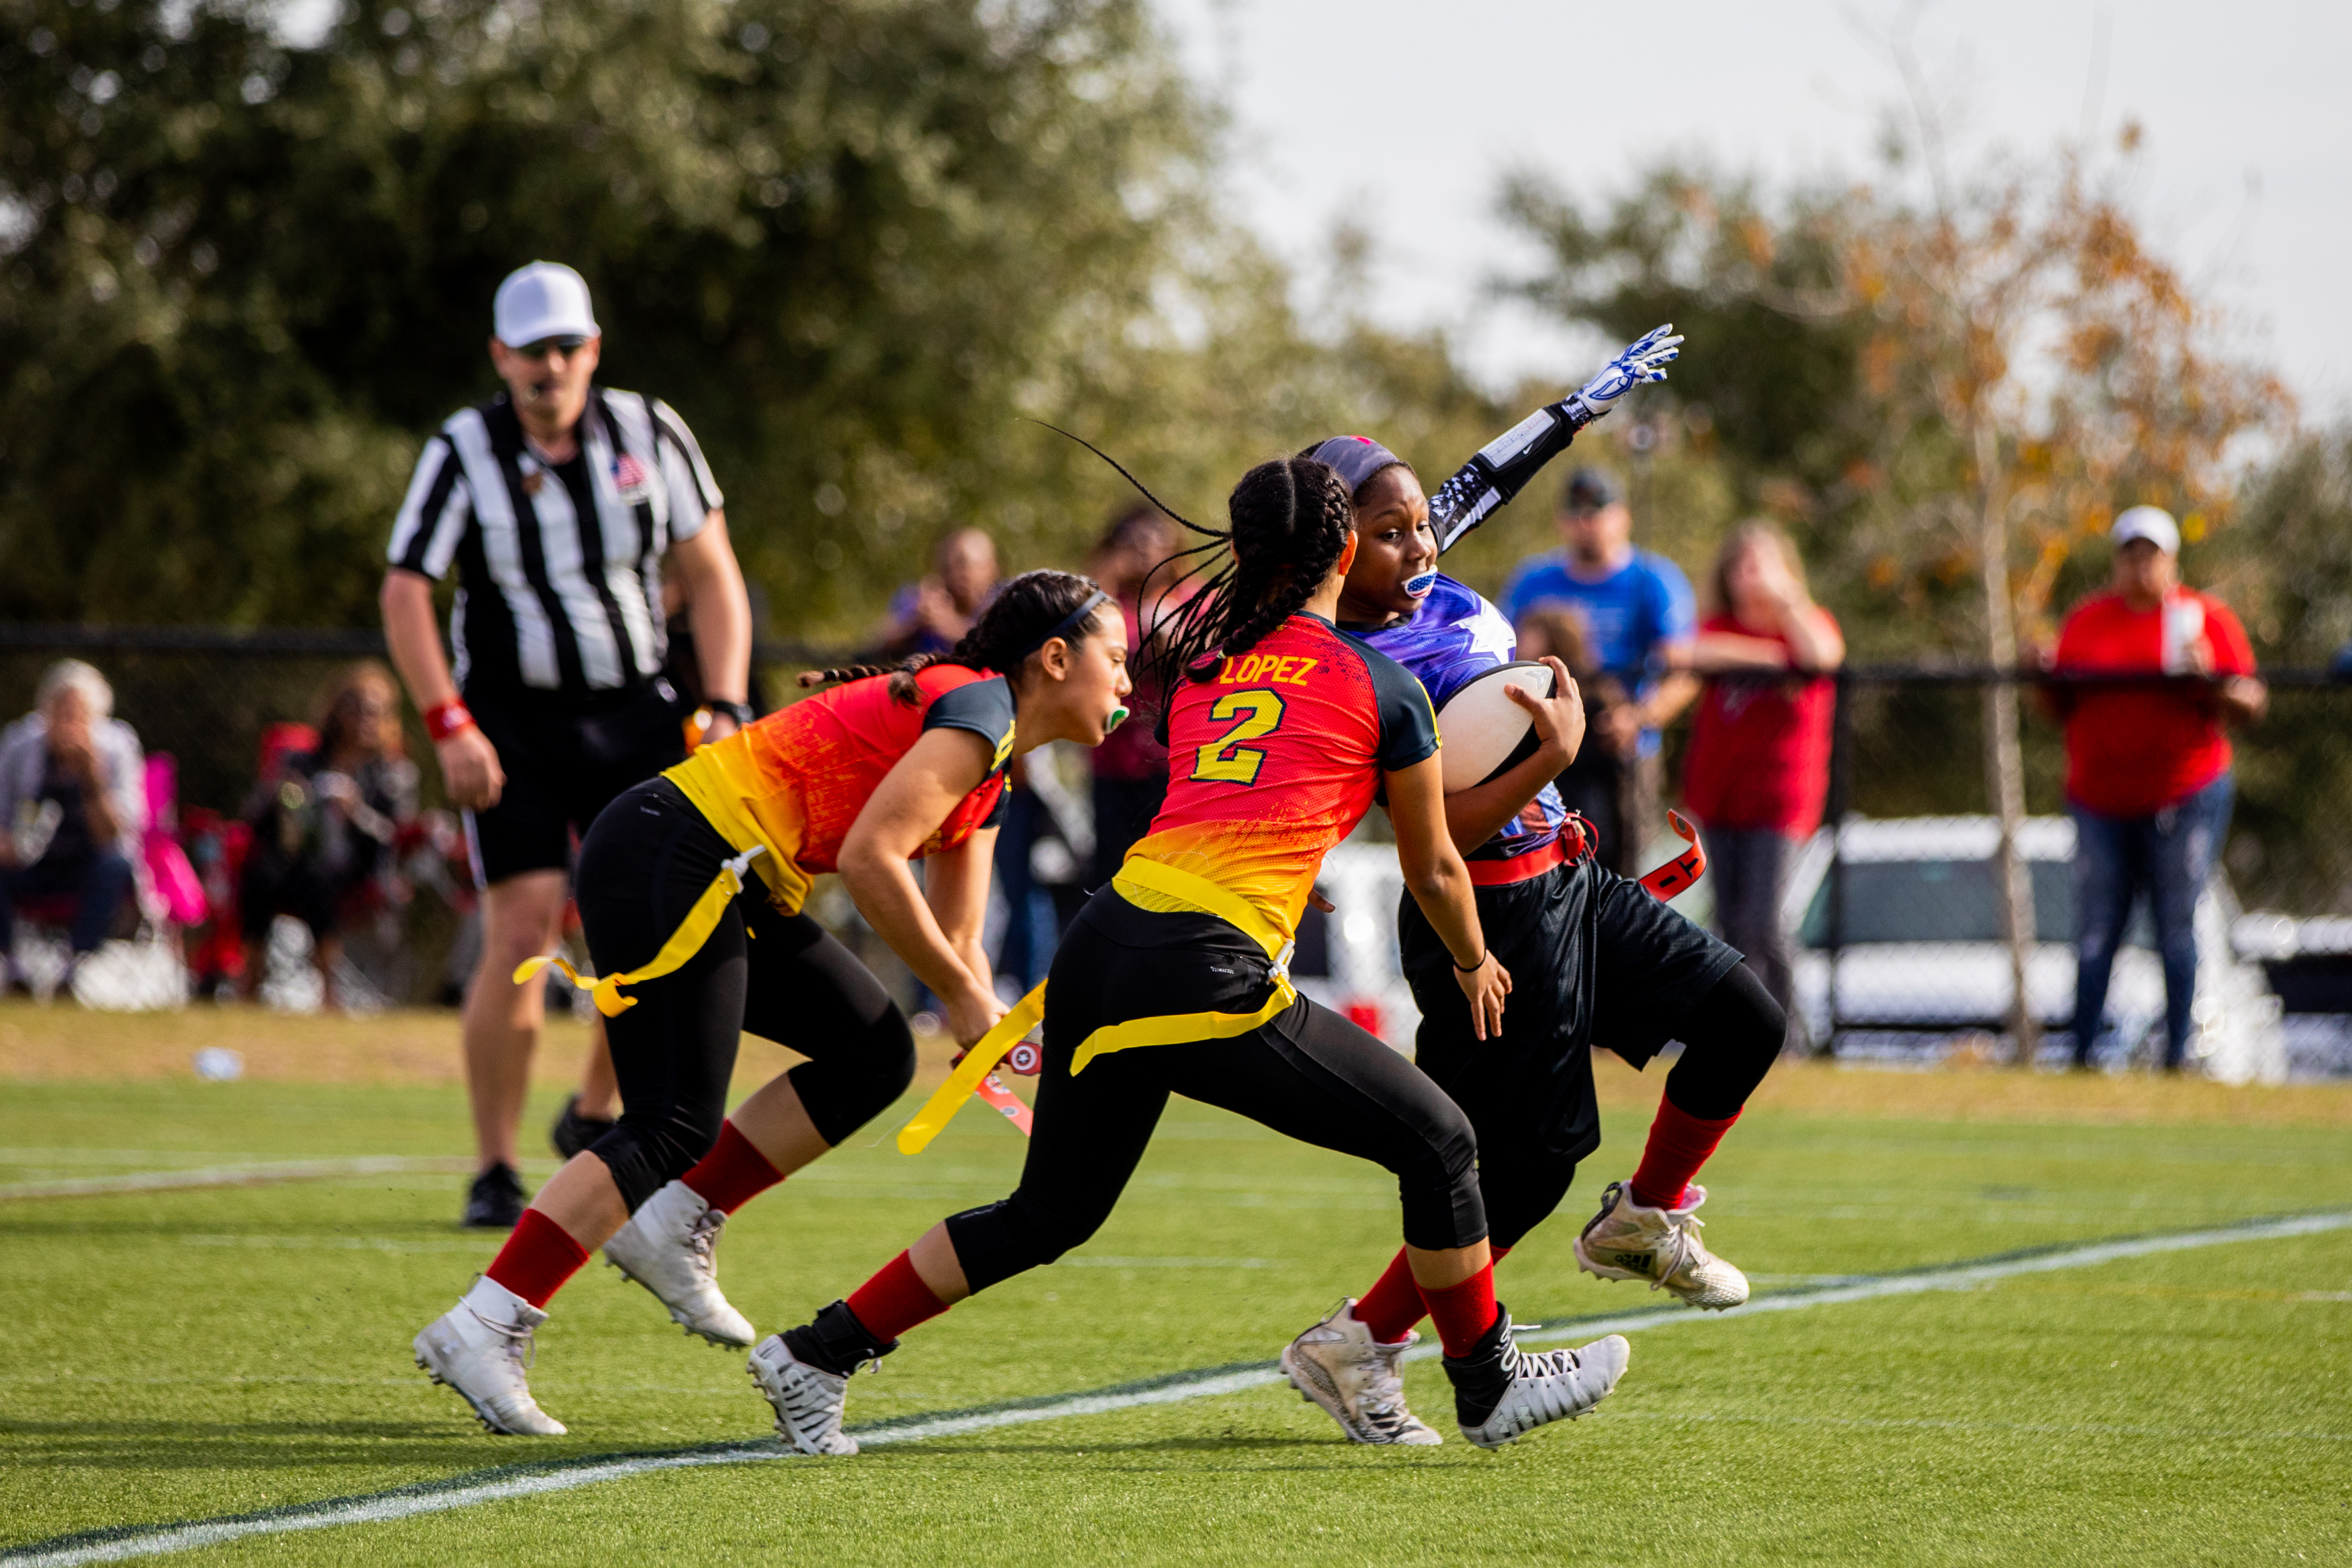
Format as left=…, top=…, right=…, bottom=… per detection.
left=1305, top=435, right=1407, bottom=497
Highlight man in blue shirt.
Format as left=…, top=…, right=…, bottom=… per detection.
left=1501, top=467, right=1699, bottom=873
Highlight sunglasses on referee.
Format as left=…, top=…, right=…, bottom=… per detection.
left=511, top=335, right=594, bottom=361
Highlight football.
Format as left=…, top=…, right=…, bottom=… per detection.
left=1435, top=660, right=1556, bottom=792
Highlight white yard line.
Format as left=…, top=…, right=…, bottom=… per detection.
left=6, top=1208, right=2349, bottom=1567
left=0, top=1158, right=471, bottom=1201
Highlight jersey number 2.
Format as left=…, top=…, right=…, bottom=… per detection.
left=1191, top=689, right=1286, bottom=785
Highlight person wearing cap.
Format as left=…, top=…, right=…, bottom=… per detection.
left=1500, top=468, right=1701, bottom=874
left=2048, top=506, right=2265, bottom=1071
left=382, top=261, right=753, bottom=1227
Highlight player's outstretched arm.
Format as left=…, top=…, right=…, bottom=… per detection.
left=1387, top=754, right=1511, bottom=1039
left=1427, top=324, right=1683, bottom=554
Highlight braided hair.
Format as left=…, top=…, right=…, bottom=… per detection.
left=1144, top=456, right=1354, bottom=693
left=799, top=569, right=1105, bottom=704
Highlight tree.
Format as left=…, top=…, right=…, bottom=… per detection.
left=1500, top=112, right=2290, bottom=1062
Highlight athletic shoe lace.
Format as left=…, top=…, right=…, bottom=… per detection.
left=687, top=1208, right=725, bottom=1273
left=464, top=1304, right=537, bottom=1371
left=1357, top=1340, right=1412, bottom=1433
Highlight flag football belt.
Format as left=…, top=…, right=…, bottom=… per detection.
left=895, top=858, right=1297, bottom=1155
left=513, top=844, right=768, bottom=1018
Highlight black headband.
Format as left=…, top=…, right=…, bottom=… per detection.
left=1011, top=589, right=1112, bottom=665
left=1306, top=435, right=1408, bottom=497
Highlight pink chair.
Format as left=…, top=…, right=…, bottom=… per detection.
left=142, top=754, right=208, bottom=927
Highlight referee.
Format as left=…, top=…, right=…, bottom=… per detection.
left=382, top=261, right=754, bottom=1228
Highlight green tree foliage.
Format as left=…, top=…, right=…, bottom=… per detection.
left=5, top=0, right=1507, bottom=637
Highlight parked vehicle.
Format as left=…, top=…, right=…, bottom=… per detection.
left=1783, top=815, right=2285, bottom=1082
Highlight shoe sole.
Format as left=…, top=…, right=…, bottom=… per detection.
left=604, top=1257, right=755, bottom=1347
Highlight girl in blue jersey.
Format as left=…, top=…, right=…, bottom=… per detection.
left=1276, top=337, right=1789, bottom=1447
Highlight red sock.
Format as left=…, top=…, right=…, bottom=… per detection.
left=1417, top=1264, right=1499, bottom=1359
left=1629, top=1100, right=1741, bottom=1211
left=1357, top=1243, right=1510, bottom=1344
left=485, top=1209, right=589, bottom=1308
left=844, top=1251, right=950, bottom=1343
left=680, top=1121, right=784, bottom=1215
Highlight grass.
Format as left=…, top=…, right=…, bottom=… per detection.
left=4, top=1002, right=2351, bottom=1564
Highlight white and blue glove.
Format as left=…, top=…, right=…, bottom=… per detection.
left=1565, top=323, right=1682, bottom=425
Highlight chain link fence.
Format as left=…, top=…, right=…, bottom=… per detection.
left=1806, top=669, right=2352, bottom=1079
left=9, top=630, right=2352, bottom=1080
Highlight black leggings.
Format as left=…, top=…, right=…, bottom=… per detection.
left=944, top=889, right=1486, bottom=1293
left=571, top=780, right=917, bottom=1212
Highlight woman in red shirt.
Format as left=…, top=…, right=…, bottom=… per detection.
left=1681, top=522, right=1844, bottom=1039
left=2050, top=507, right=2265, bottom=1071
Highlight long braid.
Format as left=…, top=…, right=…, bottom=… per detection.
left=1146, top=457, right=1352, bottom=694
left=799, top=569, right=1104, bottom=704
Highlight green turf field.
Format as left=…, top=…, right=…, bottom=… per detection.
left=5, top=1060, right=2351, bottom=1565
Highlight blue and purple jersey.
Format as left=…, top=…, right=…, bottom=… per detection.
left=1347, top=575, right=1567, bottom=864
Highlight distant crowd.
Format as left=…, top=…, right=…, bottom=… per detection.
left=1, top=466, right=2262, bottom=1074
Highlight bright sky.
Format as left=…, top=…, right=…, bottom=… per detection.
left=1153, top=0, right=2352, bottom=421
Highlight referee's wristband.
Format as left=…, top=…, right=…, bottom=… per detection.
left=707, top=699, right=755, bottom=727
left=1453, top=949, right=1488, bottom=973
left=423, top=698, right=476, bottom=743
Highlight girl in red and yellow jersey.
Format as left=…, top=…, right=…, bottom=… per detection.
left=755, top=458, right=1635, bottom=1456
left=413, top=571, right=1131, bottom=1437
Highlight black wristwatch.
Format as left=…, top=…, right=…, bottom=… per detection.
left=707, top=699, right=755, bottom=727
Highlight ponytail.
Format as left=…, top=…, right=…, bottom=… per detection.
left=800, top=569, right=1109, bottom=704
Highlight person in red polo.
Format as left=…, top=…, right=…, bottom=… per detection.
left=2050, top=506, right=2266, bottom=1072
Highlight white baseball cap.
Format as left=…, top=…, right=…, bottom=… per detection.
left=493, top=261, right=600, bottom=347
left=2110, top=505, right=2180, bottom=555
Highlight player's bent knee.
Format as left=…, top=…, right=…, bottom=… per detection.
left=944, top=1190, right=1111, bottom=1292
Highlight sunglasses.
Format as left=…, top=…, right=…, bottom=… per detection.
left=513, top=335, right=591, bottom=360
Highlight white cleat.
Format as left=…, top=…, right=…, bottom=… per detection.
left=1449, top=1309, right=1629, bottom=1450
left=602, top=1179, right=756, bottom=1347
left=748, top=1333, right=858, bottom=1455
left=412, top=1277, right=568, bottom=1436
left=1574, top=1180, right=1750, bottom=1310
left=1281, top=1299, right=1441, bottom=1446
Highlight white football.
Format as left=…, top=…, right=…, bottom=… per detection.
left=1436, top=661, right=1556, bottom=793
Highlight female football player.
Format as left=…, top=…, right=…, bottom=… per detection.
left=413, top=570, right=1131, bottom=1436
left=751, top=455, right=1634, bottom=1456
left=1280, top=361, right=1788, bottom=1446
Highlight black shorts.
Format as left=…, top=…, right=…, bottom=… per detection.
left=1400, top=855, right=1741, bottom=1175
left=463, top=681, right=687, bottom=887
left=941, top=887, right=1485, bottom=1294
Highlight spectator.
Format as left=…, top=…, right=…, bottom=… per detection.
left=1680, top=523, right=1845, bottom=1042
left=1514, top=607, right=1633, bottom=872
left=1086, top=504, right=1183, bottom=884
left=2049, top=506, right=2265, bottom=1072
left=875, top=527, right=1000, bottom=659
left=237, top=663, right=420, bottom=1011
left=0, top=660, right=146, bottom=998
left=1501, top=465, right=1700, bottom=873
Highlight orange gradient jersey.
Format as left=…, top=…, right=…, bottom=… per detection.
left=1124, top=614, right=1438, bottom=937
left=664, top=664, right=1015, bottom=914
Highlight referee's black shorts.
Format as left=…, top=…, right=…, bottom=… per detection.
left=1399, top=854, right=1741, bottom=1246
left=463, top=680, right=687, bottom=888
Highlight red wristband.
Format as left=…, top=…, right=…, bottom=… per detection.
left=424, top=698, right=476, bottom=742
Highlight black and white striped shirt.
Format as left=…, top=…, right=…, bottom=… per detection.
left=387, top=389, right=723, bottom=699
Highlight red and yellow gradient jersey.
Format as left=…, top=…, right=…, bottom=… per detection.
left=664, top=664, right=1015, bottom=914
left=1124, top=613, right=1438, bottom=938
